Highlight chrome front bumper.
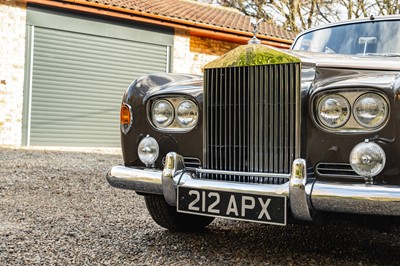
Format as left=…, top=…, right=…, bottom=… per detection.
left=106, top=152, right=400, bottom=219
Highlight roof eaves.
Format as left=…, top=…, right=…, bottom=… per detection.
left=19, top=0, right=294, bottom=46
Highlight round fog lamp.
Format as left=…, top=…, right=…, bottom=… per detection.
left=349, top=141, right=386, bottom=178
left=137, top=135, right=159, bottom=166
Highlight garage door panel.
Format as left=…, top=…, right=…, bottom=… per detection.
left=35, top=27, right=167, bottom=52
left=31, top=107, right=117, bottom=118
left=30, top=26, right=169, bottom=147
left=34, top=44, right=168, bottom=68
left=32, top=91, right=123, bottom=102
left=31, top=126, right=118, bottom=133
left=33, top=82, right=131, bottom=95
left=34, top=28, right=168, bottom=63
left=33, top=61, right=166, bottom=78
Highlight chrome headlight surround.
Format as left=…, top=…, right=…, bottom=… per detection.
left=313, top=90, right=390, bottom=133
left=148, top=96, right=199, bottom=132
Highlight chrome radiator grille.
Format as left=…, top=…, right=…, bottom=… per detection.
left=202, top=63, right=300, bottom=184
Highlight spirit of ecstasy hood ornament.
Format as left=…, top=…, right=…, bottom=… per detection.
left=248, top=18, right=264, bottom=44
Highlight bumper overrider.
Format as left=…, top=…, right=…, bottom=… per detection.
left=106, top=152, right=400, bottom=223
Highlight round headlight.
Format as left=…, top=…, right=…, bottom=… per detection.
left=353, top=93, right=388, bottom=128
left=137, top=135, right=159, bottom=166
left=317, top=94, right=350, bottom=128
left=350, top=140, right=386, bottom=178
left=176, top=100, right=198, bottom=128
left=152, top=100, right=174, bottom=128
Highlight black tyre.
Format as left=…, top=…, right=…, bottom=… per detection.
left=144, top=194, right=214, bottom=232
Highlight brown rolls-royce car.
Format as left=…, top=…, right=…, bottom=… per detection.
left=106, top=16, right=400, bottom=231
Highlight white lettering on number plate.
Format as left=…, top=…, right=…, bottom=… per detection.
left=177, top=187, right=286, bottom=225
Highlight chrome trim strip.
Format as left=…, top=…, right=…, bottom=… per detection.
left=178, top=175, right=289, bottom=196
left=195, top=168, right=290, bottom=179
left=294, top=63, right=301, bottom=159
left=315, top=162, right=362, bottom=179
left=315, top=59, right=400, bottom=70
left=311, top=181, right=400, bottom=216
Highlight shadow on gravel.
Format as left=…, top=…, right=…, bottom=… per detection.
left=145, top=220, right=400, bottom=265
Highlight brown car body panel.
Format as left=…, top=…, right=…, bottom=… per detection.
left=120, top=55, right=400, bottom=186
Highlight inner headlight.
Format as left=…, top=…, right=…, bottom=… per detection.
left=152, top=100, right=174, bottom=128
left=353, top=93, right=388, bottom=128
left=317, top=94, right=350, bottom=128
left=176, top=100, right=198, bottom=127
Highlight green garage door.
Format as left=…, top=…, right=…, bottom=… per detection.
left=25, top=8, right=173, bottom=147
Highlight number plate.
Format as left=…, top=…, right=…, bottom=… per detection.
left=177, top=187, right=287, bottom=226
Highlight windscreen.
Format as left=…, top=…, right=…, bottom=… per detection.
left=292, top=19, right=400, bottom=56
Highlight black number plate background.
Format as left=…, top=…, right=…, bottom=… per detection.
left=177, top=187, right=286, bottom=225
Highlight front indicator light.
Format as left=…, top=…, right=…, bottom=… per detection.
left=120, top=103, right=132, bottom=134
left=138, top=135, right=159, bottom=167
left=350, top=140, right=386, bottom=182
left=317, top=94, right=350, bottom=128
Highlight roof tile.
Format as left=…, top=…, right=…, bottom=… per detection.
left=78, top=0, right=295, bottom=40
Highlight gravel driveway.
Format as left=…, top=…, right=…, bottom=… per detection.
left=1, top=146, right=400, bottom=265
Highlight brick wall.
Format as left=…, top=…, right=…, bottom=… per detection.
left=173, top=29, right=240, bottom=74
left=0, top=0, right=26, bottom=146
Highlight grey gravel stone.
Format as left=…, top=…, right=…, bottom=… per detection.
left=1, top=147, right=400, bottom=265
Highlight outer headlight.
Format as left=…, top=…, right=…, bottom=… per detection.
left=353, top=93, right=388, bottom=128
left=152, top=100, right=174, bottom=128
left=317, top=94, right=350, bottom=128
left=176, top=100, right=198, bottom=128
